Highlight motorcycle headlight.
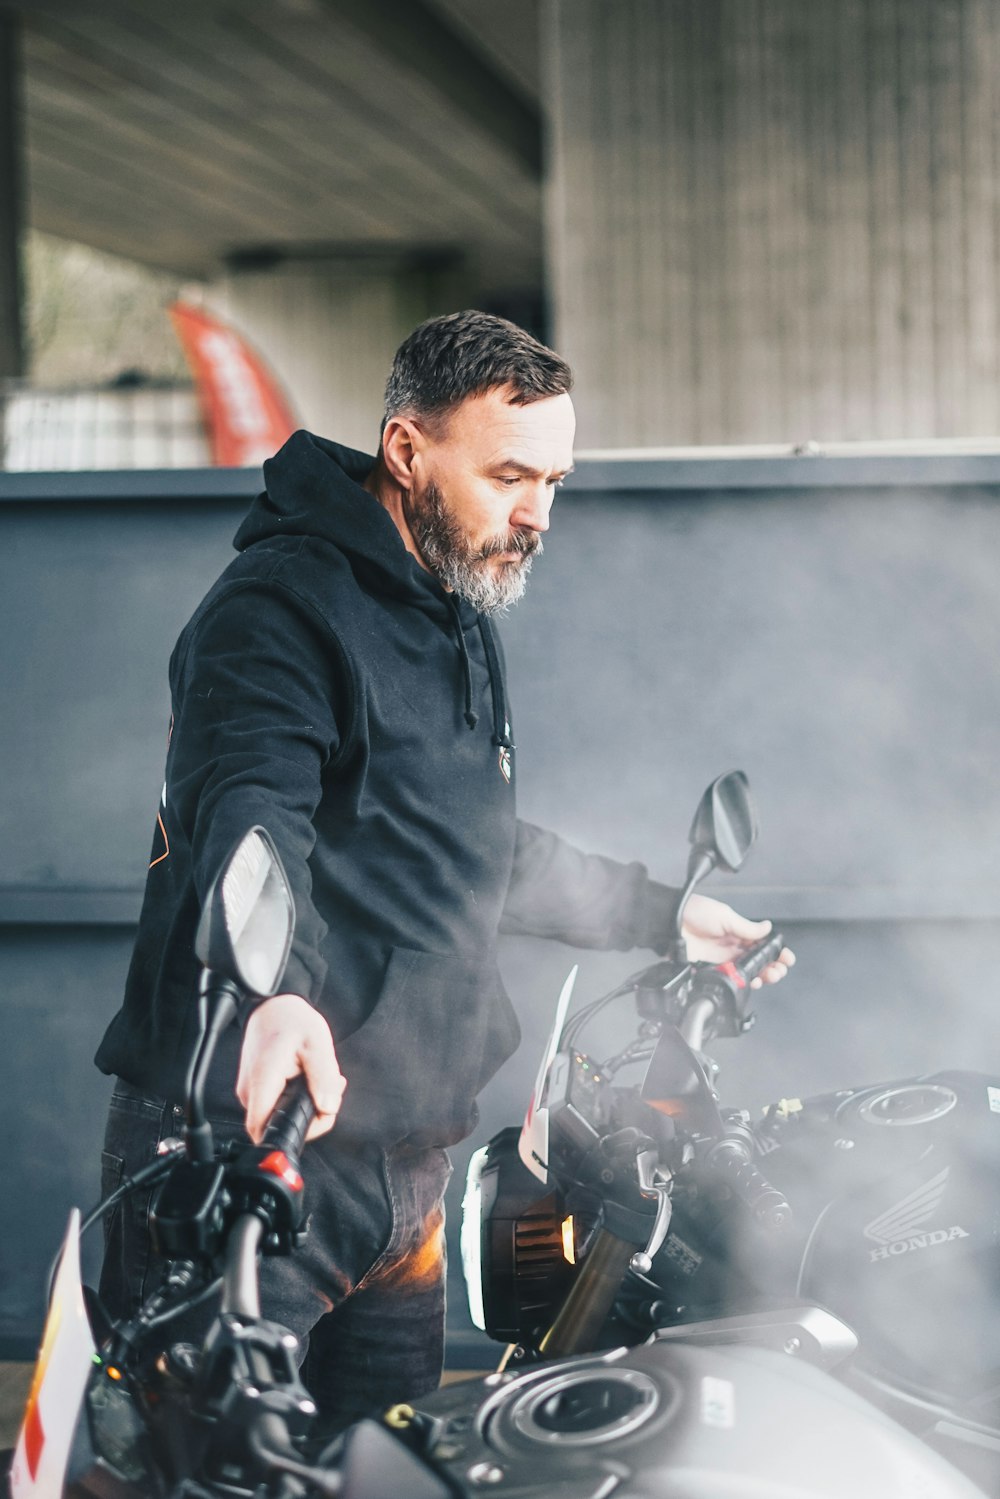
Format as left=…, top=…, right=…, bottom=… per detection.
left=459, top=1127, right=579, bottom=1346
left=461, top=1146, right=489, bottom=1331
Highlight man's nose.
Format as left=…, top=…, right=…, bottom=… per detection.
left=511, top=483, right=553, bottom=533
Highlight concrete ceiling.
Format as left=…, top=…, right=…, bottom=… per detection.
left=12, top=0, right=544, bottom=289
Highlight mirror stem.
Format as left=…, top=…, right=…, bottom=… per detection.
left=184, top=972, right=241, bottom=1163
left=670, top=848, right=718, bottom=956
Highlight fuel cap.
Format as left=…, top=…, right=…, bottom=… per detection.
left=856, top=1084, right=958, bottom=1127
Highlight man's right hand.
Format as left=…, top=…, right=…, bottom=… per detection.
left=236, top=993, right=346, bottom=1143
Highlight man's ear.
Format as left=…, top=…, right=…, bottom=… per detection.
left=381, top=416, right=423, bottom=488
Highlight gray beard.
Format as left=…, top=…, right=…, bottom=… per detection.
left=407, top=478, right=542, bottom=615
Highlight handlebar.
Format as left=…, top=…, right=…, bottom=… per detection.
left=724, top=929, right=787, bottom=988
left=225, top=1077, right=315, bottom=1264
left=681, top=928, right=786, bottom=1044
left=222, top=1215, right=265, bottom=1319
left=704, top=1140, right=791, bottom=1229
left=262, top=1076, right=317, bottom=1161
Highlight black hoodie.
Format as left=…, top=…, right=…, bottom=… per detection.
left=96, top=432, right=679, bottom=1145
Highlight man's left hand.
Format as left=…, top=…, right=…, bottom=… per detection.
left=681, top=894, right=795, bottom=988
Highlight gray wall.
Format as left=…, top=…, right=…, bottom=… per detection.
left=208, top=260, right=466, bottom=454
left=548, top=0, right=1000, bottom=447
left=2, top=456, right=999, bottom=1364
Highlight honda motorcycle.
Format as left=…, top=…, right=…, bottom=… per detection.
left=459, top=771, right=1000, bottom=1495
left=8, top=809, right=986, bottom=1497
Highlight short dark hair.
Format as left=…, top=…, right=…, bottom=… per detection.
left=382, top=309, right=573, bottom=433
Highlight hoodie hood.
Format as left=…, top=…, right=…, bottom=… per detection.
left=236, top=429, right=512, bottom=747
left=236, top=429, right=466, bottom=619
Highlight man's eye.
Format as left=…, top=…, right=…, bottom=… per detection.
left=499, top=476, right=520, bottom=486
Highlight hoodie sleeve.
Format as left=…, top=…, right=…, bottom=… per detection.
left=499, top=819, right=681, bottom=953
left=168, top=578, right=353, bottom=1006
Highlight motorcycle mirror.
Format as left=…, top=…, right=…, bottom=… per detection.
left=686, top=770, right=758, bottom=879
left=194, top=826, right=295, bottom=998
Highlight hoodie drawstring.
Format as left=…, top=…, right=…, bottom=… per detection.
left=446, top=594, right=479, bottom=731
left=445, top=596, right=514, bottom=749
left=478, top=616, right=514, bottom=751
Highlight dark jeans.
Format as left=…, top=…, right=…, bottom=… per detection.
left=99, top=1080, right=452, bottom=1433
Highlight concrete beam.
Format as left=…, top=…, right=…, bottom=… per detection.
left=322, top=0, right=542, bottom=178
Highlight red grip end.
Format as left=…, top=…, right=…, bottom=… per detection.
left=258, top=1150, right=304, bottom=1192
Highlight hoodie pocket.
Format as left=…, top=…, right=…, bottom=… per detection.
left=333, top=946, right=520, bottom=1146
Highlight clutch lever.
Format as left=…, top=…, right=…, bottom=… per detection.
left=630, top=1148, right=673, bottom=1275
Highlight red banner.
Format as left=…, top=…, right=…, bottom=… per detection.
left=169, top=302, right=299, bottom=467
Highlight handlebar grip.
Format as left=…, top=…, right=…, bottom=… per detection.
left=707, top=1145, right=791, bottom=1229
left=261, top=1077, right=316, bottom=1162
left=728, top=929, right=786, bottom=987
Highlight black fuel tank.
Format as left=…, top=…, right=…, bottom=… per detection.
left=754, top=1071, right=1000, bottom=1409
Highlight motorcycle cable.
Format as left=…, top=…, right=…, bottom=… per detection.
left=79, top=1145, right=184, bottom=1237
left=600, top=1036, right=660, bottom=1078
left=561, top=960, right=691, bottom=1052
left=126, top=1270, right=223, bottom=1337
left=43, top=1145, right=185, bottom=1309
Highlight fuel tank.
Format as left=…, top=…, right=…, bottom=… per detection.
left=410, top=1337, right=981, bottom=1498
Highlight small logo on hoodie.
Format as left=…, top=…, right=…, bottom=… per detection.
left=499, top=722, right=513, bottom=784
left=149, top=716, right=173, bottom=869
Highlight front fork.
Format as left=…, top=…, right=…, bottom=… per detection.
left=536, top=1148, right=673, bottom=1361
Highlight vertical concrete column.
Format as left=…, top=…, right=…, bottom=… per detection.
left=0, top=13, right=23, bottom=381
left=545, top=0, right=1000, bottom=447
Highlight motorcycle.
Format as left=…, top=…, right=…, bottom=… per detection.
left=8, top=809, right=987, bottom=1498
left=459, top=771, right=1000, bottom=1495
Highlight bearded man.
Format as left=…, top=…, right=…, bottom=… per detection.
left=95, top=310, right=792, bottom=1434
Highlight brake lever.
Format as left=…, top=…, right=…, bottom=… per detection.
left=630, top=1148, right=673, bottom=1274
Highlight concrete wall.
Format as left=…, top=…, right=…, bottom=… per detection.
left=208, top=259, right=472, bottom=453
left=547, top=0, right=1000, bottom=447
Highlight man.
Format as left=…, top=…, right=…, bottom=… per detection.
left=96, top=310, right=792, bottom=1432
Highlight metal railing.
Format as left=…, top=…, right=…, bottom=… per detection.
left=0, top=378, right=210, bottom=470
